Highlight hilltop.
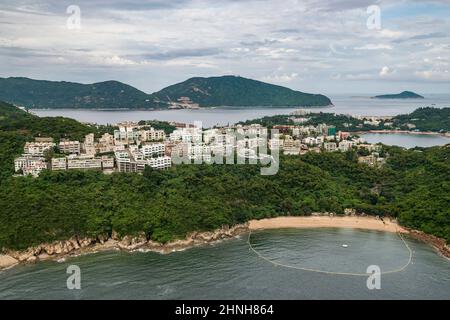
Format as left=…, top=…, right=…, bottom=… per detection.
left=372, top=91, right=425, bottom=99
left=152, top=75, right=332, bottom=107
left=0, top=76, right=332, bottom=109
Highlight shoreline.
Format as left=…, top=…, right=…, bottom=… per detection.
left=249, top=216, right=407, bottom=233
left=355, top=130, right=449, bottom=137
left=1, top=215, right=448, bottom=271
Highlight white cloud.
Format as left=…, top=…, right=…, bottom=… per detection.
left=355, top=44, right=393, bottom=50
left=379, top=66, right=393, bottom=76
left=0, top=0, right=449, bottom=93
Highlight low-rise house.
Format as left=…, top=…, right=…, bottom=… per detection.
left=358, top=154, right=385, bottom=167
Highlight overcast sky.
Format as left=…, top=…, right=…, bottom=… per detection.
left=1, top=0, right=449, bottom=94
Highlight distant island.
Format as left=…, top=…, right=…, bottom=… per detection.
left=372, top=91, right=425, bottom=99
left=0, top=76, right=332, bottom=110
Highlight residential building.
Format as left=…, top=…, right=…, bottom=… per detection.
left=14, top=155, right=47, bottom=177
left=323, top=142, right=337, bottom=152
left=24, top=142, right=55, bottom=156
left=139, top=128, right=166, bottom=142
left=67, top=156, right=102, bottom=170
left=82, top=133, right=96, bottom=156
left=59, top=140, right=81, bottom=154
left=51, top=157, right=67, bottom=170
left=141, top=143, right=165, bottom=158
left=338, top=140, right=355, bottom=152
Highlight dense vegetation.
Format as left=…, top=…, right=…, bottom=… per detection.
left=0, top=147, right=448, bottom=251
left=138, top=120, right=177, bottom=134
left=0, top=102, right=448, bottom=251
left=0, top=101, right=115, bottom=181
left=373, top=91, right=424, bottom=99
left=392, top=107, right=450, bottom=132
left=0, top=77, right=155, bottom=109
left=0, top=76, right=332, bottom=109
left=239, top=107, right=450, bottom=133
left=152, top=75, right=332, bottom=107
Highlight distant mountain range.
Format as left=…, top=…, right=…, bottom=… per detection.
left=372, top=91, right=424, bottom=99
left=0, top=76, right=332, bottom=109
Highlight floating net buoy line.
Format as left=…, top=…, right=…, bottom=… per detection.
left=247, top=230, right=413, bottom=277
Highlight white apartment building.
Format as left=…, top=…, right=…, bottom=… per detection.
left=59, top=140, right=81, bottom=154
left=51, top=157, right=67, bottom=170
left=302, top=136, right=324, bottom=146
left=101, top=157, right=115, bottom=170
left=143, top=156, right=172, bottom=170
left=236, top=124, right=268, bottom=137
left=323, top=142, right=337, bottom=152
left=67, top=156, right=102, bottom=170
left=14, top=156, right=47, bottom=177
left=24, top=142, right=56, bottom=156
left=169, top=128, right=203, bottom=143
left=189, top=144, right=212, bottom=162
left=114, top=129, right=140, bottom=143
left=269, top=138, right=282, bottom=150
left=141, top=143, right=165, bottom=158
left=139, top=128, right=166, bottom=142
left=338, top=140, right=355, bottom=152
left=97, top=133, right=115, bottom=153
left=83, top=133, right=96, bottom=156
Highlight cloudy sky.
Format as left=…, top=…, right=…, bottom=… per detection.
left=0, top=0, right=449, bottom=94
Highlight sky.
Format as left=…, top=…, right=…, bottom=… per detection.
left=0, top=0, right=449, bottom=95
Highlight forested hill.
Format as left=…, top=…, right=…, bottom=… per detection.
left=238, top=107, right=450, bottom=133
left=0, top=100, right=449, bottom=251
left=152, top=75, right=332, bottom=107
left=0, top=77, right=155, bottom=109
left=0, top=101, right=114, bottom=181
left=372, top=91, right=424, bottom=99
left=0, top=76, right=332, bottom=109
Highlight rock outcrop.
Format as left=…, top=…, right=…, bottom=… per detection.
left=0, top=223, right=250, bottom=270
left=0, top=254, right=18, bottom=269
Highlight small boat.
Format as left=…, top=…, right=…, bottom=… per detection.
left=342, top=244, right=348, bottom=248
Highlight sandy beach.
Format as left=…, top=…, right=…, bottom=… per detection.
left=249, top=216, right=408, bottom=233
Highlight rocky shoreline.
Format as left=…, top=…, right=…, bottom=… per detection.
left=0, top=223, right=250, bottom=271
left=407, top=229, right=450, bottom=259
left=1, top=219, right=449, bottom=271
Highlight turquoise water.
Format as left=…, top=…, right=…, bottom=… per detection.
left=0, top=229, right=449, bottom=300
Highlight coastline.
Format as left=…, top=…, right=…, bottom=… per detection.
left=355, top=130, right=449, bottom=137
left=1, top=215, right=448, bottom=271
left=248, top=216, right=407, bottom=233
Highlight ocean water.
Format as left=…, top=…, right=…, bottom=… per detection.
left=0, top=229, right=449, bottom=300
left=360, top=133, right=450, bottom=148
left=31, top=94, right=450, bottom=128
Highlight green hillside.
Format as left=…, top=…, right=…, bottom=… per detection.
left=153, top=75, right=332, bottom=107
left=0, top=77, right=155, bottom=109
left=373, top=91, right=424, bottom=99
